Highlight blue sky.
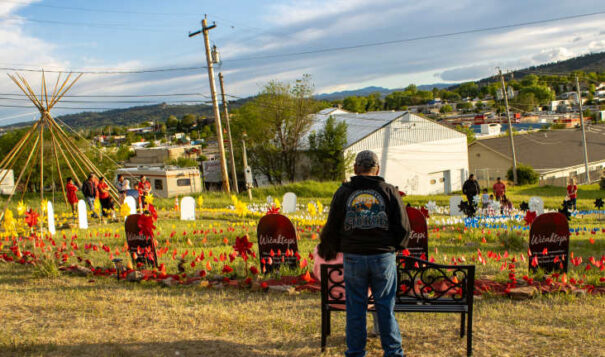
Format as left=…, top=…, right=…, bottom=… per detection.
left=0, top=0, right=604, bottom=124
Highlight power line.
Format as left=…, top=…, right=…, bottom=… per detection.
left=0, top=15, right=183, bottom=32
left=0, top=65, right=207, bottom=74
left=0, top=0, right=198, bottom=17
left=0, top=92, right=211, bottom=98
left=220, top=11, right=605, bottom=62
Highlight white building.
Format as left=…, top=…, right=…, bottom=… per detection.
left=114, top=166, right=202, bottom=198
left=304, top=110, right=469, bottom=195
left=0, top=169, right=14, bottom=195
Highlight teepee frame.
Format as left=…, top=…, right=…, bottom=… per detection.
left=0, top=72, right=120, bottom=223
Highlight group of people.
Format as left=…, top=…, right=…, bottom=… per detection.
left=463, top=175, right=513, bottom=214
left=64, top=174, right=153, bottom=219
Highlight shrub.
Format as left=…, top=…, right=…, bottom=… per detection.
left=507, top=163, right=539, bottom=185
left=32, top=258, right=60, bottom=279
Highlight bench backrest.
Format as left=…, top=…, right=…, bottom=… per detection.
left=320, top=255, right=475, bottom=307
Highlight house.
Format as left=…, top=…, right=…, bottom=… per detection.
left=126, top=145, right=202, bottom=166
left=301, top=110, right=469, bottom=195
left=468, top=128, right=605, bottom=186
left=114, top=166, right=202, bottom=198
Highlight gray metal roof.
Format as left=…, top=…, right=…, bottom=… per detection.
left=304, top=110, right=407, bottom=148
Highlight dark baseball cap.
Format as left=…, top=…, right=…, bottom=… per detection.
left=355, top=150, right=379, bottom=171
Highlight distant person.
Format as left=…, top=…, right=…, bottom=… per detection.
left=462, top=174, right=480, bottom=205
left=116, top=174, right=130, bottom=205
left=81, top=174, right=99, bottom=218
left=492, top=177, right=506, bottom=201
left=500, top=195, right=513, bottom=214
left=481, top=188, right=490, bottom=209
left=97, top=177, right=115, bottom=220
left=319, top=150, right=410, bottom=357
left=89, top=172, right=99, bottom=199
left=566, top=178, right=578, bottom=211
left=65, top=177, right=79, bottom=216
left=137, top=175, right=152, bottom=208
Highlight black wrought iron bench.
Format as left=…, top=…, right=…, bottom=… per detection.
left=320, top=255, right=475, bottom=356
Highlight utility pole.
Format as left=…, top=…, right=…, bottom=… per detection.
left=218, top=72, right=239, bottom=194
left=576, top=76, right=590, bottom=183
left=189, top=16, right=230, bottom=193
left=241, top=133, right=252, bottom=200
left=499, top=68, right=518, bottom=185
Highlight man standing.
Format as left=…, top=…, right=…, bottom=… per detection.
left=319, top=150, right=410, bottom=357
left=492, top=177, right=506, bottom=201
left=81, top=174, right=98, bottom=218
left=462, top=174, right=480, bottom=205
left=137, top=175, right=152, bottom=209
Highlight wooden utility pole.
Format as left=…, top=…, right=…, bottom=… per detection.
left=499, top=69, right=518, bottom=185
left=189, top=16, right=230, bottom=193
left=218, top=72, right=239, bottom=193
left=576, top=76, right=590, bottom=183
left=242, top=133, right=252, bottom=200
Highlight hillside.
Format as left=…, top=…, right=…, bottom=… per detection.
left=315, top=83, right=451, bottom=101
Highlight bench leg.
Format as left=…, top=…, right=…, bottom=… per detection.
left=467, top=310, right=473, bottom=356
left=460, top=312, right=465, bottom=338
left=321, top=307, right=328, bottom=351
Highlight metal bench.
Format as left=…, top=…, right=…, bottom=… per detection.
left=320, top=255, right=475, bottom=356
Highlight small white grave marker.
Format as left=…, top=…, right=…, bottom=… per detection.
left=124, top=196, right=137, bottom=215
left=529, top=196, right=544, bottom=215
left=47, top=201, right=56, bottom=235
left=77, top=200, right=88, bottom=229
left=449, top=196, right=463, bottom=216
left=180, top=196, right=196, bottom=220
left=282, top=192, right=297, bottom=214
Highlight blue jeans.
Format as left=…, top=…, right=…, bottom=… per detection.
left=344, top=252, right=403, bottom=357
left=85, top=197, right=98, bottom=217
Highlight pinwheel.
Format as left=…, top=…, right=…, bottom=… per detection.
left=523, top=210, right=537, bottom=225
left=119, top=203, right=131, bottom=219
left=197, top=195, right=204, bottom=208
left=519, top=201, right=529, bottom=212
left=138, top=213, right=156, bottom=238
left=425, top=201, right=437, bottom=213
left=595, top=198, right=603, bottom=209
left=24, top=209, right=39, bottom=228
left=16, top=201, right=26, bottom=216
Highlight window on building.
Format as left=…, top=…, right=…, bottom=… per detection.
left=439, top=178, right=445, bottom=183
left=430, top=179, right=437, bottom=185
left=154, top=179, right=163, bottom=190
left=177, top=178, right=191, bottom=187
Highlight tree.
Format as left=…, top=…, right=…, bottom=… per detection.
left=343, top=96, right=368, bottom=113
left=166, top=115, right=179, bottom=129
left=181, top=114, right=196, bottom=131
left=232, top=74, right=322, bottom=183
left=455, top=125, right=476, bottom=144
left=456, top=102, right=473, bottom=111
left=308, top=116, right=350, bottom=180
left=456, top=82, right=479, bottom=99
left=439, top=104, right=453, bottom=114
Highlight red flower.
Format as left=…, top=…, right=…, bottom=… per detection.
left=24, top=209, right=39, bottom=228
left=524, top=211, right=537, bottom=226
left=250, top=266, right=259, bottom=275
left=222, top=265, right=234, bottom=274
left=138, top=214, right=156, bottom=238
left=148, top=204, right=158, bottom=222
left=267, top=205, right=280, bottom=214
left=233, top=235, right=253, bottom=259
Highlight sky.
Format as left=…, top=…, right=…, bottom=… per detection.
left=0, top=0, right=604, bottom=125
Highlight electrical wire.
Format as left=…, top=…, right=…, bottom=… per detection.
left=0, top=66, right=207, bottom=74
left=0, top=0, right=198, bottom=17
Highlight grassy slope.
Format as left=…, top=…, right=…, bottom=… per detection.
left=0, top=181, right=604, bottom=356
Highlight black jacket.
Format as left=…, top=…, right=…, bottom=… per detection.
left=462, top=179, right=480, bottom=197
left=320, top=175, right=411, bottom=255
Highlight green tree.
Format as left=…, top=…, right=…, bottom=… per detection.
left=439, top=104, right=453, bottom=114
left=166, top=115, right=179, bottom=129
left=232, top=74, right=322, bottom=183
left=455, top=125, right=476, bottom=144
left=343, top=96, right=368, bottom=113
left=181, top=114, right=197, bottom=131
left=308, top=116, right=349, bottom=181
left=456, top=82, right=479, bottom=98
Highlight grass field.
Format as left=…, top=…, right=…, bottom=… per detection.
left=0, top=181, right=604, bottom=356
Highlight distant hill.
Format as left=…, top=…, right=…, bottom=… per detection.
left=472, top=51, right=605, bottom=86
left=315, top=83, right=452, bottom=101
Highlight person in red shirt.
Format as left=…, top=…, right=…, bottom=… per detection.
left=566, top=178, right=577, bottom=211
left=66, top=177, right=79, bottom=215
left=137, top=175, right=152, bottom=209
left=97, top=177, right=115, bottom=219
left=492, top=177, right=506, bottom=201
